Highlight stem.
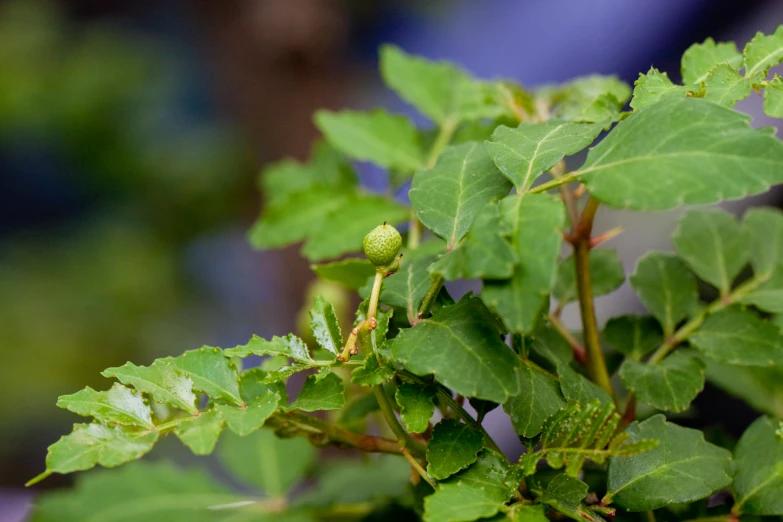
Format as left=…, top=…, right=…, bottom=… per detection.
left=427, top=118, right=457, bottom=169
left=408, top=211, right=421, bottom=249
left=372, top=382, right=426, bottom=456
left=573, top=196, right=615, bottom=401
left=367, top=271, right=384, bottom=323
left=529, top=171, right=580, bottom=194
left=416, top=275, right=444, bottom=324
left=270, top=411, right=407, bottom=455
left=647, top=275, right=767, bottom=365
left=402, top=448, right=435, bottom=487
left=548, top=313, right=587, bottom=364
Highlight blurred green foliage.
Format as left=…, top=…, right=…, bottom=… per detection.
left=0, top=0, right=252, bottom=481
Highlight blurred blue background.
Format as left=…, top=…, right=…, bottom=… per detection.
left=2, top=1, right=781, bottom=520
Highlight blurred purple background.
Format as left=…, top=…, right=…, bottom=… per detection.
left=2, top=1, right=782, bottom=520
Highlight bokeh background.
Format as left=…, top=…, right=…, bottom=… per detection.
left=2, top=1, right=782, bottom=520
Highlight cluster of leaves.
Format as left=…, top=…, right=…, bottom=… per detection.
left=29, top=28, right=783, bottom=522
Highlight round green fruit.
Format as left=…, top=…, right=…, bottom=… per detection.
left=363, top=223, right=402, bottom=267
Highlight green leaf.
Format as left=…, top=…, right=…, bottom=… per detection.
left=578, top=97, right=783, bottom=210
left=302, top=193, right=409, bottom=261
left=618, top=351, right=705, bottom=412
left=503, top=361, right=566, bottom=438
left=374, top=253, right=439, bottom=324
left=553, top=249, right=624, bottom=305
left=485, top=119, right=603, bottom=192
left=533, top=474, right=588, bottom=521
left=531, top=327, right=574, bottom=366
left=218, top=429, right=316, bottom=496
left=351, top=354, right=395, bottom=386
left=308, top=296, right=343, bottom=357
left=175, top=410, right=224, bottom=455
left=702, top=64, right=758, bottom=107
left=248, top=188, right=349, bottom=250
left=483, top=193, right=565, bottom=334
left=380, top=45, right=506, bottom=125
left=389, top=295, right=522, bottom=403
left=424, top=451, right=515, bottom=522
left=44, top=423, right=158, bottom=475
left=261, top=141, right=356, bottom=206
left=410, top=142, right=511, bottom=249
left=426, top=419, right=485, bottom=480
left=296, top=455, right=410, bottom=507
left=629, top=68, right=687, bottom=110
left=163, top=347, right=242, bottom=406
left=672, top=208, right=748, bottom=293
left=225, top=334, right=313, bottom=364
left=743, top=206, right=783, bottom=276
left=605, top=414, right=733, bottom=511
left=215, top=391, right=280, bottom=437
left=629, top=252, right=699, bottom=336
left=689, top=306, right=783, bottom=366
left=681, top=37, right=742, bottom=85
left=289, top=372, right=345, bottom=412
left=311, top=258, right=376, bottom=290
left=28, top=461, right=254, bottom=522
left=395, top=382, right=436, bottom=434
left=740, top=267, right=783, bottom=313
left=430, top=202, right=514, bottom=281
left=507, top=504, right=549, bottom=522
left=744, top=26, right=783, bottom=77
left=57, top=383, right=154, bottom=429
left=705, top=360, right=783, bottom=418
left=764, top=75, right=783, bottom=118
left=101, top=361, right=198, bottom=415
left=314, top=109, right=425, bottom=171
left=733, top=416, right=783, bottom=515
left=544, top=75, right=631, bottom=123
left=557, top=363, right=612, bottom=406
left=602, top=315, right=663, bottom=360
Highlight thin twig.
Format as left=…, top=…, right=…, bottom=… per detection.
left=548, top=313, right=587, bottom=364
left=402, top=448, right=435, bottom=487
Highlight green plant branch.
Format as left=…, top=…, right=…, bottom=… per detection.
left=572, top=196, right=615, bottom=402
left=371, top=380, right=427, bottom=456
left=415, top=275, right=444, bottom=324
left=647, top=275, right=768, bottom=365
left=548, top=313, right=587, bottom=364
left=402, top=447, right=435, bottom=487
left=529, top=171, right=580, bottom=194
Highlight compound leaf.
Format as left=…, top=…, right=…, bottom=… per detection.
left=427, top=419, right=485, bottom=480
left=410, top=142, right=511, bottom=250
left=163, top=347, right=242, bottom=406
left=308, top=296, right=343, bottom=357
left=390, top=295, right=522, bottom=403
left=629, top=252, right=699, bottom=336
left=224, top=334, right=313, bottom=364
left=733, top=416, right=783, bottom=515
left=532, top=474, right=589, bottom=521
left=311, top=258, right=376, bottom=290
left=395, top=382, right=436, bottom=434
left=744, top=26, right=783, bottom=77
left=485, top=119, right=604, bottom=192
left=57, top=383, right=154, bottom=429
left=602, top=315, right=663, bottom=360
left=101, top=361, right=198, bottom=415
left=557, top=364, right=613, bottom=406
left=215, top=391, right=280, bottom=437
left=681, top=37, right=742, bottom=85
left=605, top=415, right=733, bottom=511
left=743, top=206, right=783, bottom=277
left=618, top=351, right=705, bottom=412
left=630, top=68, right=687, bottom=110
left=764, top=75, right=783, bottom=118
left=689, top=306, right=783, bottom=366
left=175, top=410, right=224, bottom=456
left=579, top=97, right=783, bottom=210
left=703, top=63, right=758, bottom=107
left=483, top=193, right=565, bottom=334
left=380, top=45, right=506, bottom=125
left=503, top=361, right=565, bottom=438
left=289, top=372, right=345, bottom=412
left=314, top=109, right=425, bottom=171
left=43, top=423, right=158, bottom=476
left=352, top=354, right=395, bottom=386
left=424, top=451, right=516, bottom=522
left=672, top=208, right=748, bottom=293
left=553, top=249, right=625, bottom=305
